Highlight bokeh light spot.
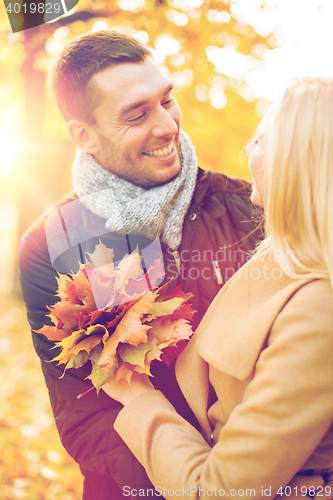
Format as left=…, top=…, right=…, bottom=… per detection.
left=0, top=338, right=11, bottom=352
left=45, top=38, right=63, bottom=55
left=206, top=10, right=231, bottom=24
left=92, top=20, right=109, bottom=31
left=40, top=467, right=58, bottom=480
left=209, top=87, right=227, bottom=109
left=54, top=27, right=70, bottom=40
left=206, top=46, right=247, bottom=80
left=155, top=35, right=181, bottom=56
left=170, top=68, right=193, bottom=87
left=150, top=48, right=165, bottom=64
left=118, top=0, right=145, bottom=13
left=171, top=53, right=185, bottom=66
left=10, top=366, right=24, bottom=380
left=134, top=31, right=149, bottom=44
left=47, top=451, right=62, bottom=464
left=195, top=84, right=210, bottom=101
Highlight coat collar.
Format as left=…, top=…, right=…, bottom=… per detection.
left=195, top=250, right=317, bottom=380
left=176, top=249, right=317, bottom=440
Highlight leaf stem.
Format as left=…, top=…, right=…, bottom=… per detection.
left=77, top=386, right=95, bottom=399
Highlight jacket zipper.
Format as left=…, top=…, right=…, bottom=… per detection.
left=212, top=260, right=223, bottom=285
left=172, top=250, right=181, bottom=274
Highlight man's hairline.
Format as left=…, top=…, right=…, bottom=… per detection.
left=78, top=56, right=174, bottom=127
left=68, top=55, right=154, bottom=126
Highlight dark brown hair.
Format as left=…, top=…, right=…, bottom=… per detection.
left=48, top=30, right=151, bottom=123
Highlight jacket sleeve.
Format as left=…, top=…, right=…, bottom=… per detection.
left=114, top=284, right=333, bottom=499
left=18, top=231, right=158, bottom=497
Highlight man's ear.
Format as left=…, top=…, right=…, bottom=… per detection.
left=66, top=120, right=100, bottom=154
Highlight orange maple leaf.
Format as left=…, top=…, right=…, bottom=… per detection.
left=48, top=302, right=85, bottom=330
left=36, top=324, right=72, bottom=341
left=98, top=292, right=155, bottom=372
left=113, top=359, right=136, bottom=384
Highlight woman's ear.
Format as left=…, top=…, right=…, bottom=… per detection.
left=66, top=120, right=100, bottom=154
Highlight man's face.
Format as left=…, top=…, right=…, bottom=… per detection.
left=89, top=58, right=182, bottom=188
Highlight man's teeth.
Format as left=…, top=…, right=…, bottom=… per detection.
left=144, top=143, right=173, bottom=157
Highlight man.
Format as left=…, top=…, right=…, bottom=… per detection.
left=18, top=30, right=261, bottom=498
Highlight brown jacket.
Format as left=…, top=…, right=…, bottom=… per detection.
left=115, top=249, right=333, bottom=499
left=18, top=168, right=260, bottom=496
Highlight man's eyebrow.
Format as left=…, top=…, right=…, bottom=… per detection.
left=118, top=84, right=174, bottom=119
left=164, top=83, right=174, bottom=95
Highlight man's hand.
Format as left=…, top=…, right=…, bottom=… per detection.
left=275, top=475, right=325, bottom=500
left=102, top=372, right=154, bottom=406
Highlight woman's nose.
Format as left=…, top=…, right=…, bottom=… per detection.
left=246, top=142, right=254, bottom=156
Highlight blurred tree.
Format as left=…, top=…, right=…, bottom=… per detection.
left=38, top=0, right=272, bottom=176
left=0, top=0, right=275, bottom=292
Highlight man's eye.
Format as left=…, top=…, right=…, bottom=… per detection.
left=128, top=113, right=145, bottom=123
left=162, top=94, right=174, bottom=106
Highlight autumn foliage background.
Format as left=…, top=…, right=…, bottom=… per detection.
left=0, top=0, right=272, bottom=497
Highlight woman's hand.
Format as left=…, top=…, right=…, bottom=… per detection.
left=102, top=371, right=155, bottom=406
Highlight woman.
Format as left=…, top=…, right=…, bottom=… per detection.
left=102, top=77, right=333, bottom=499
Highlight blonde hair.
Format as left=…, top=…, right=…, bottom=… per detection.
left=257, top=76, right=333, bottom=289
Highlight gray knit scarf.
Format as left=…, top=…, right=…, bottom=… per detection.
left=72, top=131, right=198, bottom=251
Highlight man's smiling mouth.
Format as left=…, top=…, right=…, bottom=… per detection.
left=143, top=142, right=174, bottom=158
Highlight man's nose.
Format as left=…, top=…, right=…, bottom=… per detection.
left=152, top=106, right=179, bottom=137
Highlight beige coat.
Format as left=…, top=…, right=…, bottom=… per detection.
left=115, top=249, right=333, bottom=499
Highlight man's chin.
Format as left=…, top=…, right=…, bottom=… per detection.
left=142, top=166, right=180, bottom=188
left=160, top=162, right=182, bottom=184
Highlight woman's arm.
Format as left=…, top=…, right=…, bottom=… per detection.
left=104, top=284, right=333, bottom=500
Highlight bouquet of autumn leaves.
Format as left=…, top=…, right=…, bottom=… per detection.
left=36, top=242, right=194, bottom=396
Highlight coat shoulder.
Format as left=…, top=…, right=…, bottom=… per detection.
left=275, top=278, right=333, bottom=332
left=20, top=191, right=79, bottom=251
left=197, top=168, right=252, bottom=197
